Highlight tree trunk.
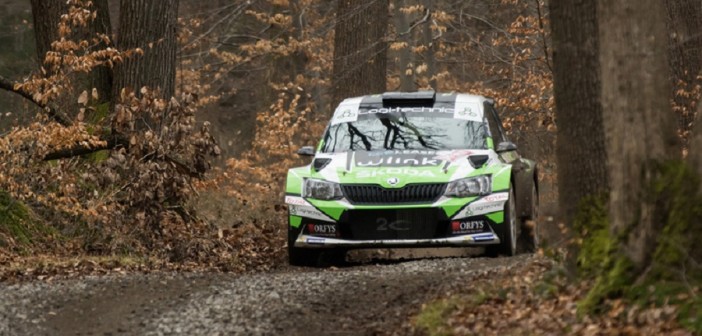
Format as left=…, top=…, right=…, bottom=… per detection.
left=30, top=0, right=113, bottom=104
left=689, top=102, right=702, bottom=185
left=393, top=0, right=414, bottom=91
left=331, top=0, right=389, bottom=106
left=421, top=0, right=436, bottom=90
left=664, top=0, right=702, bottom=148
left=598, top=0, right=680, bottom=271
left=549, top=0, right=608, bottom=226
left=113, top=0, right=179, bottom=100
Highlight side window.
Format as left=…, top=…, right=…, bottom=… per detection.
left=484, top=103, right=505, bottom=144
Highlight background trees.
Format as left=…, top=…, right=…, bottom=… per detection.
left=331, top=0, right=389, bottom=106
left=550, top=0, right=702, bottom=323
left=549, top=0, right=608, bottom=229
left=113, top=0, right=179, bottom=101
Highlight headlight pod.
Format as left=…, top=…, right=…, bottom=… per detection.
left=302, top=178, right=343, bottom=200
left=445, top=175, right=491, bottom=197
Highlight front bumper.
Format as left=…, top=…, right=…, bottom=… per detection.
left=285, top=192, right=508, bottom=249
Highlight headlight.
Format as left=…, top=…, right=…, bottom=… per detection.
left=445, top=175, right=491, bottom=197
left=303, top=178, right=343, bottom=200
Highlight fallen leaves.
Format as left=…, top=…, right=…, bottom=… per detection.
left=411, top=258, right=693, bottom=336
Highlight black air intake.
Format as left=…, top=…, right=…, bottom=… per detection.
left=341, top=183, right=446, bottom=205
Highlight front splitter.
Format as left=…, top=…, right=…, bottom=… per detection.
left=295, top=232, right=500, bottom=248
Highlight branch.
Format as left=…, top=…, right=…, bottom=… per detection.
left=0, top=75, right=72, bottom=126
left=42, top=134, right=128, bottom=161
left=41, top=134, right=203, bottom=178
left=399, top=8, right=431, bottom=37
left=534, top=0, right=553, bottom=73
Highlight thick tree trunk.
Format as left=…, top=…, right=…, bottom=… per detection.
left=664, top=0, right=702, bottom=148
left=549, top=0, right=608, bottom=226
left=331, top=0, right=389, bottom=106
left=30, top=0, right=113, bottom=104
left=599, top=0, right=680, bottom=271
left=113, top=0, right=179, bottom=100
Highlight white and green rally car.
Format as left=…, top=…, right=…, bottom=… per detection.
left=285, top=91, right=538, bottom=266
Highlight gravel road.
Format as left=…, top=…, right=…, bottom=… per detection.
left=0, top=254, right=533, bottom=335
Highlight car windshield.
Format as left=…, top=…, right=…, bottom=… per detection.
left=321, top=113, right=488, bottom=153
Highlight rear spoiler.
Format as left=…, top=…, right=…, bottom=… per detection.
left=382, top=91, right=436, bottom=107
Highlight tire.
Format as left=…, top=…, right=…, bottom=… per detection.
left=485, top=186, right=518, bottom=257
left=518, top=183, right=539, bottom=253
left=288, top=225, right=321, bottom=267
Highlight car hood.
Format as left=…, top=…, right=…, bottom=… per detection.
left=310, top=149, right=498, bottom=188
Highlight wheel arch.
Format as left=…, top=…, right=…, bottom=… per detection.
left=511, top=159, right=538, bottom=219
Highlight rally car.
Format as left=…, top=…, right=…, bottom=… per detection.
left=285, top=91, right=538, bottom=266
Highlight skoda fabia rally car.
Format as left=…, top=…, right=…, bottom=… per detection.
left=285, top=91, right=538, bottom=266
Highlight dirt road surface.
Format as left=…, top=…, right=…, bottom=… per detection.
left=0, top=254, right=534, bottom=335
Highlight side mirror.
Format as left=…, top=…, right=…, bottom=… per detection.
left=297, top=146, right=315, bottom=156
left=496, top=141, right=518, bottom=153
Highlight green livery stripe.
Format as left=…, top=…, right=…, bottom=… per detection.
left=486, top=137, right=494, bottom=149
left=439, top=196, right=479, bottom=217
left=486, top=211, right=504, bottom=224
left=290, top=215, right=302, bottom=228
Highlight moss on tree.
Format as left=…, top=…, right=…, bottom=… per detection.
left=576, top=160, right=702, bottom=332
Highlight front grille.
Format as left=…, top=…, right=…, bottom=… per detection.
left=341, top=208, right=445, bottom=240
left=341, top=183, right=446, bottom=205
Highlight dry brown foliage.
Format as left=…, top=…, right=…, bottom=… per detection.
left=412, top=258, right=692, bottom=335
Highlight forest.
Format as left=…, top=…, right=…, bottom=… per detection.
left=0, top=0, right=700, bottom=334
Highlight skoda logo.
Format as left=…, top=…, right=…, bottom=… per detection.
left=387, top=177, right=400, bottom=186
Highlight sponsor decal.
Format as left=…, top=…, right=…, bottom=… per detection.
left=289, top=205, right=334, bottom=221
left=470, top=203, right=504, bottom=214
left=472, top=233, right=496, bottom=241
left=359, top=106, right=455, bottom=115
left=454, top=99, right=483, bottom=122
left=305, top=237, right=326, bottom=244
left=306, top=223, right=338, bottom=237
left=332, top=107, right=359, bottom=124
left=285, top=196, right=308, bottom=206
left=482, top=193, right=509, bottom=202
left=355, top=151, right=441, bottom=167
left=376, top=218, right=411, bottom=231
left=366, top=150, right=436, bottom=156
left=356, top=168, right=436, bottom=178
left=451, top=220, right=486, bottom=235
left=453, top=202, right=503, bottom=219
left=457, top=106, right=479, bottom=118
left=434, top=150, right=475, bottom=162
left=331, top=97, right=363, bottom=125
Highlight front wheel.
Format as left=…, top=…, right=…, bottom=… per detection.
left=485, top=186, right=518, bottom=257
left=288, top=225, right=321, bottom=267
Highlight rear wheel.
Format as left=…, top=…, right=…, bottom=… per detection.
left=485, top=186, right=518, bottom=257
left=518, top=183, right=539, bottom=253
